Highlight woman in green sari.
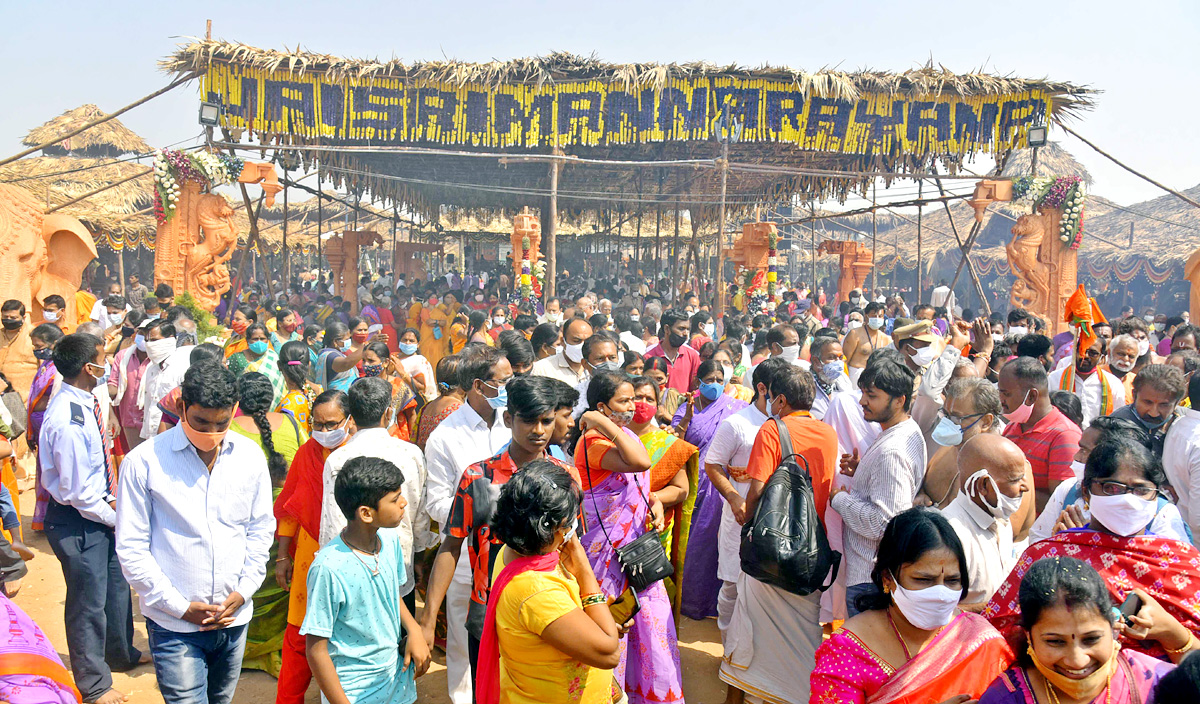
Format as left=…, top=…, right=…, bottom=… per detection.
left=233, top=372, right=310, bottom=677
left=626, top=375, right=699, bottom=619
left=228, top=323, right=288, bottom=408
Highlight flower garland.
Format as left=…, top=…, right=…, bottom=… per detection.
left=153, top=149, right=246, bottom=225
left=531, top=259, right=545, bottom=298
left=766, top=230, right=779, bottom=317
left=1010, top=175, right=1086, bottom=250
left=518, top=236, right=534, bottom=302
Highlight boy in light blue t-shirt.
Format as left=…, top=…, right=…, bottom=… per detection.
left=302, top=456, right=431, bottom=704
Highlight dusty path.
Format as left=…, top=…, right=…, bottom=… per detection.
left=10, top=486, right=727, bottom=704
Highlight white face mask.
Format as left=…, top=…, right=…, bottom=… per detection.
left=776, top=343, right=800, bottom=363
left=1070, top=460, right=1086, bottom=477
left=1088, top=493, right=1157, bottom=536
left=545, top=311, right=562, bottom=324
left=1136, top=339, right=1151, bottom=357
left=991, top=332, right=1003, bottom=343
left=43, top=310, right=60, bottom=322
left=890, top=578, right=960, bottom=630
left=1143, top=314, right=1156, bottom=323
left=703, top=322, right=715, bottom=337
left=847, top=320, right=863, bottom=331
left=492, top=316, right=506, bottom=326
left=1008, top=325, right=1028, bottom=337
left=908, top=344, right=938, bottom=368
left=964, top=469, right=1023, bottom=520
left=564, top=341, right=584, bottom=363
left=312, top=423, right=349, bottom=449
left=867, top=317, right=884, bottom=330
left=145, top=337, right=177, bottom=364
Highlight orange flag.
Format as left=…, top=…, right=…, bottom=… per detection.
left=1064, top=284, right=1096, bottom=354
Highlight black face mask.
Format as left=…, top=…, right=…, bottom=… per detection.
left=1, top=319, right=21, bottom=331
left=121, top=326, right=135, bottom=338
left=34, top=348, right=52, bottom=361
left=668, top=331, right=688, bottom=348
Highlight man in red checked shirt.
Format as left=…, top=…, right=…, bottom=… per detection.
left=645, top=309, right=701, bottom=394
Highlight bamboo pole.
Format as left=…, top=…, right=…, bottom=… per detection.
left=671, top=198, right=681, bottom=300
left=916, top=180, right=923, bottom=301
left=546, top=158, right=560, bottom=300
left=870, top=184, right=877, bottom=294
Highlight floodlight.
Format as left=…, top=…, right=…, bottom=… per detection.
left=199, top=101, right=222, bottom=126
left=1027, top=125, right=1048, bottom=147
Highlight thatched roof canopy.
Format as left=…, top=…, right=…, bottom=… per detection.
left=1083, top=185, right=1200, bottom=267
left=163, top=39, right=1095, bottom=223
left=23, top=104, right=151, bottom=158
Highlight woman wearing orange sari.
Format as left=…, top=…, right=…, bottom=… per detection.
left=418, top=294, right=450, bottom=369
left=810, top=508, right=1013, bottom=704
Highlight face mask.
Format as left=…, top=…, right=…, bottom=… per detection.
left=632, top=401, right=657, bottom=424
left=608, top=408, right=635, bottom=425
left=108, top=313, right=126, bottom=328
left=819, top=361, right=844, bottom=382
left=991, top=333, right=1004, bottom=343
left=135, top=334, right=147, bottom=353
left=564, top=342, right=584, bottom=363
left=34, top=348, right=53, bottom=361
left=1136, top=339, right=1151, bottom=357
left=1, top=319, right=21, bottom=331
left=867, top=317, right=884, bottom=330
left=722, top=365, right=734, bottom=385
left=908, top=344, right=938, bottom=368
left=1026, top=642, right=1119, bottom=702
left=493, top=316, right=506, bottom=326
left=181, top=415, right=228, bottom=453
left=702, top=322, right=715, bottom=337
left=964, top=468, right=1023, bottom=519
left=847, top=320, right=863, bottom=331
left=931, top=416, right=965, bottom=447
left=546, top=312, right=563, bottom=324
left=1007, top=325, right=1027, bottom=337
left=1143, top=314, right=1156, bottom=323
left=399, top=342, right=418, bottom=355
left=341, top=338, right=353, bottom=351
left=1071, top=460, right=1086, bottom=477
left=248, top=340, right=269, bottom=356
left=668, top=331, right=689, bottom=348
left=351, top=332, right=370, bottom=344
left=120, top=325, right=135, bottom=338
left=1004, top=389, right=1035, bottom=424
left=282, top=320, right=299, bottom=333
left=630, top=313, right=640, bottom=322
left=889, top=579, right=960, bottom=630
left=362, top=363, right=384, bottom=377
left=591, top=360, right=621, bottom=374
left=43, top=310, right=60, bottom=322
left=87, top=361, right=111, bottom=383
left=485, top=384, right=509, bottom=410
left=145, top=337, right=177, bottom=364
left=1136, top=409, right=1169, bottom=430
left=1110, top=356, right=1135, bottom=373
left=312, top=424, right=349, bottom=449
left=1154, top=323, right=1165, bottom=332
left=1088, top=492, right=1157, bottom=536
left=777, top=344, right=800, bottom=363
left=699, top=381, right=724, bottom=401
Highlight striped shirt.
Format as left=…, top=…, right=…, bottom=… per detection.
left=830, top=417, right=927, bottom=586
left=1002, top=407, right=1080, bottom=490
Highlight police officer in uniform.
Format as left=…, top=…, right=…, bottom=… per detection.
left=40, top=333, right=141, bottom=704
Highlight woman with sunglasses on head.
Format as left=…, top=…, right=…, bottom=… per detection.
left=574, top=371, right=683, bottom=704
left=986, top=434, right=1200, bottom=659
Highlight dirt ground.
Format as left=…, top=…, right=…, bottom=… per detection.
left=10, top=485, right=727, bottom=704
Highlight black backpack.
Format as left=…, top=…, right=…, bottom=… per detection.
left=739, top=417, right=839, bottom=596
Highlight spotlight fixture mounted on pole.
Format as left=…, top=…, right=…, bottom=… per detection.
left=198, top=101, right=222, bottom=127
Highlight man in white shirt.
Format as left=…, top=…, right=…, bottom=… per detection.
left=704, top=358, right=785, bottom=646
left=139, top=319, right=190, bottom=438
left=615, top=310, right=646, bottom=355
left=318, top=377, right=432, bottom=600
left=939, top=434, right=1029, bottom=609
left=117, top=362, right=275, bottom=704
left=88, top=281, right=124, bottom=324
left=531, top=317, right=593, bottom=385
left=422, top=346, right=514, bottom=704
left=42, top=333, right=143, bottom=704
left=1048, top=334, right=1126, bottom=428
left=930, top=279, right=955, bottom=318
left=1163, top=376, right=1200, bottom=544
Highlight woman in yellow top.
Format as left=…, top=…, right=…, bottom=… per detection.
left=448, top=309, right=470, bottom=353
left=480, top=461, right=622, bottom=704
left=275, top=341, right=322, bottom=434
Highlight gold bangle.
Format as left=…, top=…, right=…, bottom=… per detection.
left=581, top=594, right=607, bottom=608
left=1164, top=634, right=1196, bottom=655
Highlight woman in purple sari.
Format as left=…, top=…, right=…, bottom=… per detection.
left=1, top=591, right=82, bottom=704
left=27, top=324, right=63, bottom=531
left=576, top=371, right=684, bottom=704
left=671, top=358, right=747, bottom=619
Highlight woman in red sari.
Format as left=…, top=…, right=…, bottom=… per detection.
left=985, top=434, right=1200, bottom=660
left=811, top=507, right=1014, bottom=704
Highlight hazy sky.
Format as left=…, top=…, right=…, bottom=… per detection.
left=3, top=0, right=1197, bottom=207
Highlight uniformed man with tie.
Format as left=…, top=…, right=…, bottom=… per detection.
left=40, top=332, right=142, bottom=704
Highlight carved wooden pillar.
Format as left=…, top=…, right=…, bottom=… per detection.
left=154, top=180, right=202, bottom=295
left=1006, top=207, right=1076, bottom=337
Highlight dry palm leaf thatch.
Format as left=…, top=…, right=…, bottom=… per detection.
left=0, top=156, right=153, bottom=214
left=23, top=104, right=151, bottom=158
left=162, top=41, right=1094, bottom=118
left=1081, top=184, right=1200, bottom=267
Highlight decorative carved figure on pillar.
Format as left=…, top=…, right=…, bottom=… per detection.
left=511, top=208, right=542, bottom=281
left=817, top=240, right=873, bottom=308
left=1006, top=208, right=1076, bottom=337
left=326, top=230, right=384, bottom=312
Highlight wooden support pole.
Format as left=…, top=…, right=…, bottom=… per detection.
left=930, top=166, right=991, bottom=315
left=916, top=180, right=924, bottom=301
left=671, top=198, right=681, bottom=297
left=545, top=158, right=560, bottom=300
left=870, top=184, right=877, bottom=294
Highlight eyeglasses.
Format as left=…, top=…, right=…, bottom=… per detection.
left=938, top=409, right=985, bottom=425
left=1088, top=480, right=1159, bottom=500
left=1080, top=349, right=1104, bottom=360
left=484, top=377, right=514, bottom=389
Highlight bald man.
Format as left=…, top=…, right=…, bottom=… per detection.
left=940, top=434, right=1031, bottom=610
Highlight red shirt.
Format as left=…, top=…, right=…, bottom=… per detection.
left=377, top=307, right=398, bottom=355
left=644, top=342, right=702, bottom=394
left=746, top=411, right=839, bottom=524
left=1002, top=406, right=1081, bottom=490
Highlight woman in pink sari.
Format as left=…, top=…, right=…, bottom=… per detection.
left=1, top=591, right=82, bottom=704
left=978, top=557, right=1179, bottom=704
left=27, top=323, right=63, bottom=531
left=811, top=508, right=1014, bottom=704
left=574, top=371, right=682, bottom=704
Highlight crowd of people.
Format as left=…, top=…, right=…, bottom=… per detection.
left=1, top=264, right=1200, bottom=704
